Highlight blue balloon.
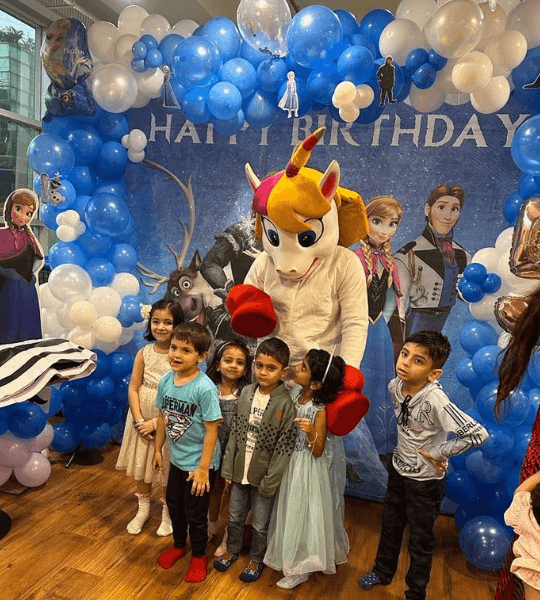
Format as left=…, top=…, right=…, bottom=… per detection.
left=505, top=468, right=521, bottom=498
left=49, top=241, right=87, bottom=269
left=244, top=90, right=279, bottom=128
left=27, top=133, right=75, bottom=176
left=518, top=173, right=540, bottom=199
left=80, top=422, right=112, bottom=449
left=72, top=194, right=92, bottom=217
left=181, top=87, right=212, bottom=124
left=173, top=37, right=222, bottom=89
left=39, top=203, right=61, bottom=229
left=286, top=5, right=343, bottom=69
left=221, top=58, right=257, bottom=99
left=472, top=345, right=502, bottom=382
left=132, top=40, right=147, bottom=60
left=92, top=349, right=111, bottom=378
left=85, top=193, right=131, bottom=237
left=51, top=421, right=80, bottom=453
left=511, top=46, right=540, bottom=111
left=8, top=402, right=47, bottom=439
left=284, top=53, right=312, bottom=81
left=481, top=424, right=514, bottom=458
left=213, top=110, right=245, bottom=137
left=480, top=273, right=500, bottom=294
left=456, top=357, right=481, bottom=388
left=476, top=380, right=499, bottom=424
left=94, top=180, right=126, bottom=198
left=256, top=59, right=288, bottom=93
left=96, top=141, right=128, bottom=179
left=512, top=114, right=540, bottom=175
left=497, top=388, right=531, bottom=428
left=513, top=424, right=532, bottom=464
left=145, top=48, right=163, bottom=68
left=116, top=374, right=131, bottom=404
left=118, top=294, right=144, bottom=327
left=463, top=262, right=488, bottom=283
left=466, top=450, right=506, bottom=484
left=529, top=388, right=540, bottom=419
left=307, top=68, right=339, bottom=105
left=78, top=228, right=112, bottom=256
left=60, top=381, right=85, bottom=408
left=111, top=243, right=138, bottom=272
left=454, top=502, right=485, bottom=532
left=169, top=74, right=188, bottom=104
left=460, top=320, right=498, bottom=355
left=459, top=516, right=512, bottom=570
left=503, top=191, right=525, bottom=226
left=67, top=127, right=103, bottom=165
left=335, top=9, right=359, bottom=38
left=208, top=81, right=243, bottom=120
left=49, top=179, right=77, bottom=209
left=528, top=352, right=540, bottom=387
left=357, top=93, right=384, bottom=123
left=358, top=9, right=394, bottom=46
left=428, top=49, right=447, bottom=71
left=239, top=40, right=267, bottom=68
left=46, top=387, right=63, bottom=417
left=140, top=34, right=158, bottom=49
left=202, top=17, right=241, bottom=62
left=86, top=375, right=115, bottom=401
left=131, top=58, right=146, bottom=73
left=98, top=113, right=129, bottom=142
left=158, top=34, right=184, bottom=66
left=68, top=166, right=96, bottom=196
left=445, top=470, right=478, bottom=505
left=337, top=45, right=374, bottom=85
left=109, top=352, right=134, bottom=379
left=41, top=115, right=77, bottom=138
left=412, top=63, right=436, bottom=89
left=350, top=33, right=379, bottom=58
left=86, top=257, right=115, bottom=287
left=459, top=280, right=484, bottom=303
left=406, top=48, right=429, bottom=73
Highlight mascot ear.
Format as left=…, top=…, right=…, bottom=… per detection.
left=245, top=163, right=261, bottom=192
left=319, top=160, right=340, bottom=204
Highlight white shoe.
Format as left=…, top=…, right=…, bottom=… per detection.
left=277, top=574, right=309, bottom=589
left=156, top=503, right=172, bottom=537
left=126, top=495, right=151, bottom=535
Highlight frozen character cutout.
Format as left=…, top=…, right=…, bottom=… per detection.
left=278, top=71, right=299, bottom=118
left=377, top=56, right=397, bottom=107
left=226, top=127, right=370, bottom=436
left=0, top=189, right=43, bottom=344
left=394, top=184, right=470, bottom=338
left=40, top=18, right=96, bottom=118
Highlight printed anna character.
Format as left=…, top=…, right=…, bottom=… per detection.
left=0, top=189, right=44, bottom=344
left=226, top=127, right=370, bottom=436
left=394, top=184, right=470, bottom=338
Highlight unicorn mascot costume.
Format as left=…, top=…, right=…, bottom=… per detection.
left=226, top=127, right=369, bottom=435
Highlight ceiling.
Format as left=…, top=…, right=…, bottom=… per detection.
left=64, top=0, right=402, bottom=28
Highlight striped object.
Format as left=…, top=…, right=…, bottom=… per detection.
left=0, top=338, right=96, bottom=407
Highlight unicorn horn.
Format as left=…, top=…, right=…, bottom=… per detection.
left=285, top=127, right=326, bottom=178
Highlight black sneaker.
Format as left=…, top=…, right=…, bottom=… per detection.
left=213, top=552, right=238, bottom=572
left=239, top=560, right=264, bottom=582
left=358, top=571, right=383, bottom=590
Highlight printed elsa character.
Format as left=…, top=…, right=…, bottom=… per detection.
left=0, top=189, right=44, bottom=344
left=343, top=196, right=403, bottom=501
left=278, top=71, right=299, bottom=118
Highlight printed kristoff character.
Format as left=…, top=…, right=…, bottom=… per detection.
left=394, top=184, right=470, bottom=337
left=377, top=56, right=397, bottom=107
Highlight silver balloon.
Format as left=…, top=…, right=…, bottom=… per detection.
left=90, top=62, right=138, bottom=113
left=509, top=197, right=540, bottom=279
left=237, top=0, right=291, bottom=58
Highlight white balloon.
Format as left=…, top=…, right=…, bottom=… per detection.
left=470, top=75, right=510, bottom=113
left=67, top=326, right=96, bottom=349
left=89, top=286, right=122, bottom=317
left=495, top=227, right=515, bottom=252
left=354, top=84, right=375, bottom=109
left=93, top=339, right=121, bottom=354
left=111, top=273, right=140, bottom=297
left=39, top=283, right=62, bottom=310
left=484, top=30, right=527, bottom=75
left=507, top=0, right=540, bottom=48
left=408, top=82, right=446, bottom=112
left=444, top=92, right=470, bottom=105
left=173, top=19, right=199, bottom=37
left=95, top=316, right=123, bottom=343
left=48, top=264, right=92, bottom=303
left=379, top=19, right=428, bottom=65
left=498, top=0, right=520, bottom=16
left=339, top=104, right=360, bottom=123
left=127, top=149, right=145, bottom=163
left=475, top=3, right=507, bottom=51
left=425, top=1, right=485, bottom=59
left=114, top=33, right=138, bottom=68
left=140, top=14, right=171, bottom=42
left=69, top=300, right=98, bottom=328
left=333, top=81, right=357, bottom=107
left=56, top=302, right=76, bottom=331
left=472, top=246, right=500, bottom=271
left=57, top=210, right=80, bottom=228
left=118, top=4, right=149, bottom=36
left=396, top=0, right=437, bottom=30
left=128, top=129, right=148, bottom=152
left=40, top=308, right=63, bottom=337
left=498, top=331, right=512, bottom=349
left=469, top=293, right=499, bottom=325
left=452, top=51, right=493, bottom=93
left=131, top=91, right=152, bottom=109
left=77, top=223, right=86, bottom=236
left=25, top=423, right=54, bottom=453
left=118, top=326, right=135, bottom=346
left=91, top=63, right=139, bottom=113
left=497, top=248, right=515, bottom=285
left=56, top=225, right=78, bottom=242
left=136, top=68, right=165, bottom=99
left=121, top=134, right=130, bottom=148
left=88, top=21, right=120, bottom=64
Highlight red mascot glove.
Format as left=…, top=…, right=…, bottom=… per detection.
left=226, top=284, right=277, bottom=338
left=326, top=365, right=369, bottom=436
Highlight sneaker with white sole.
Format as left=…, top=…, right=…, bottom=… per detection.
left=277, top=574, right=309, bottom=589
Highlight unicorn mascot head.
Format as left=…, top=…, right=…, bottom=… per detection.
left=226, top=127, right=370, bottom=435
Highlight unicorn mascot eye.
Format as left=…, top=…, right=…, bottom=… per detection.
left=226, top=127, right=371, bottom=435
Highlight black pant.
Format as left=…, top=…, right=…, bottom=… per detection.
left=373, top=462, right=445, bottom=600
left=166, top=463, right=217, bottom=557
left=380, top=86, right=394, bottom=104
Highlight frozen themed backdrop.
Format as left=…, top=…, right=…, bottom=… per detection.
left=5, top=0, right=540, bottom=573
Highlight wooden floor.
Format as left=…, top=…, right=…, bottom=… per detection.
left=0, top=443, right=498, bottom=600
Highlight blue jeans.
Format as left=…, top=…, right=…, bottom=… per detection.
left=227, top=482, right=275, bottom=563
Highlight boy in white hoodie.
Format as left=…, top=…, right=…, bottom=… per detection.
left=358, top=330, right=488, bottom=600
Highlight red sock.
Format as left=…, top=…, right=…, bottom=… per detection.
left=185, top=555, right=208, bottom=583
left=157, top=547, right=186, bottom=569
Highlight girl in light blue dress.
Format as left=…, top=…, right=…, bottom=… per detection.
left=264, top=349, right=349, bottom=589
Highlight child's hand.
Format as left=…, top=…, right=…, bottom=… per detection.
left=187, top=467, right=210, bottom=496
left=152, top=450, right=162, bottom=473
left=418, top=448, right=447, bottom=476
left=136, top=419, right=155, bottom=439
left=294, top=417, right=314, bottom=434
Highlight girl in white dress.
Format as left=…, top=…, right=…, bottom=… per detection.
left=265, top=349, right=349, bottom=589
left=116, top=299, right=183, bottom=535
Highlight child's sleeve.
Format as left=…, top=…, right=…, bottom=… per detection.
left=221, top=388, right=245, bottom=480
left=428, top=398, right=489, bottom=461
left=505, top=491, right=531, bottom=536
left=199, top=382, right=223, bottom=423
left=258, top=396, right=297, bottom=497
left=154, top=376, right=166, bottom=410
